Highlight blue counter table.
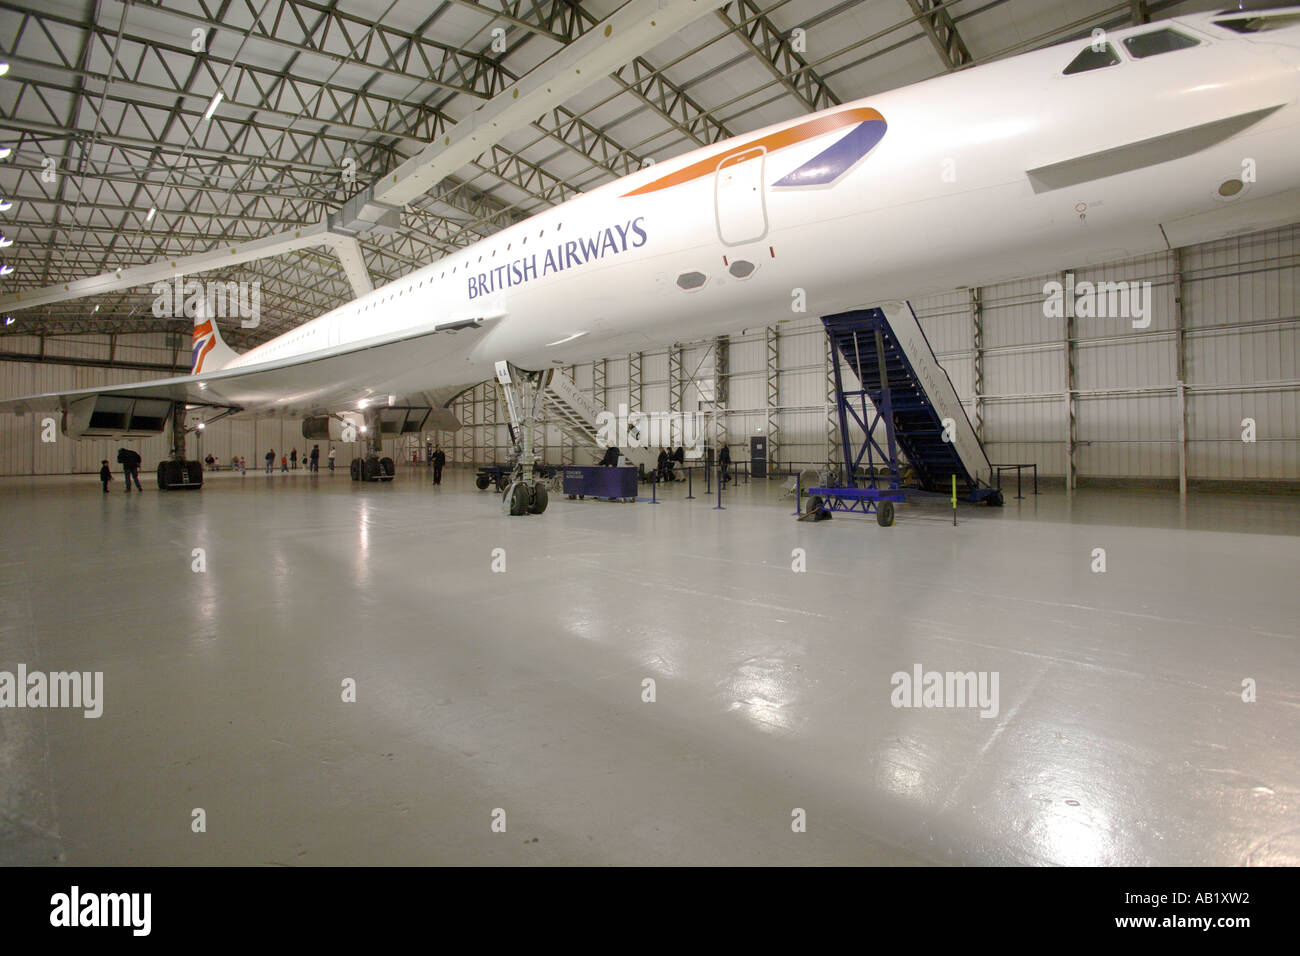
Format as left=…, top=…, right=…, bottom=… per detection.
left=562, top=466, right=638, bottom=502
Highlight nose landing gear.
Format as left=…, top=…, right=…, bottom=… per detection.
left=495, top=360, right=553, bottom=517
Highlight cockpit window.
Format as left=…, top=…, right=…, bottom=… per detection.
left=1215, top=14, right=1300, bottom=33
left=1123, top=29, right=1200, bottom=58
left=1063, top=43, right=1121, bottom=75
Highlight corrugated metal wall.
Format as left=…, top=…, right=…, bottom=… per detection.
left=5, top=223, right=1298, bottom=481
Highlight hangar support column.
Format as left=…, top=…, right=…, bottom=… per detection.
left=1173, top=248, right=1188, bottom=500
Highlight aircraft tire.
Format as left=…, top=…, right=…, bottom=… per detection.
left=528, top=483, right=548, bottom=515
left=876, top=500, right=895, bottom=527
left=507, top=481, right=529, bottom=516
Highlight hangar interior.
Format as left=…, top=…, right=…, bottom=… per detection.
left=0, top=0, right=1297, bottom=866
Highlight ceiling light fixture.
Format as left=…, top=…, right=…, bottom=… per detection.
left=203, top=91, right=224, bottom=121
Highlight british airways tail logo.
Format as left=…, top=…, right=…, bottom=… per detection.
left=192, top=321, right=216, bottom=374
left=621, top=107, right=886, bottom=197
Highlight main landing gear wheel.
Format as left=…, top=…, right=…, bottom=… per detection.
left=876, top=500, right=895, bottom=527
left=505, top=481, right=530, bottom=516
left=157, top=459, right=203, bottom=490
left=527, top=483, right=548, bottom=515
left=350, top=458, right=362, bottom=481
left=379, top=457, right=395, bottom=478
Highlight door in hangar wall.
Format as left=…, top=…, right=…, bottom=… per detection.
left=715, top=147, right=768, bottom=247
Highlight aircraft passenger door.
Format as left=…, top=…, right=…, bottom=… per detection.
left=714, top=147, right=768, bottom=247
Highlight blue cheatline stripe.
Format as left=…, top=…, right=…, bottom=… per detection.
left=771, top=120, right=887, bottom=188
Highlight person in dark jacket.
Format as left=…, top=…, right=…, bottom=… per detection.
left=265, top=449, right=275, bottom=474
left=116, top=447, right=143, bottom=492
left=432, top=445, right=446, bottom=485
left=656, top=447, right=669, bottom=481
left=718, top=440, right=731, bottom=485
left=100, top=460, right=112, bottom=493
left=310, top=445, right=320, bottom=472
left=290, top=448, right=298, bottom=470
left=599, top=446, right=620, bottom=467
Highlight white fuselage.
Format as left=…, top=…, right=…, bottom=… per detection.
left=220, top=11, right=1300, bottom=410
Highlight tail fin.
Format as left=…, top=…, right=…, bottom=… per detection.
left=191, top=301, right=239, bottom=374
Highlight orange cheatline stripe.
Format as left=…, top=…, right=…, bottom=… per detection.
left=193, top=320, right=213, bottom=342
left=622, top=106, right=884, bottom=197
left=194, top=337, right=215, bottom=373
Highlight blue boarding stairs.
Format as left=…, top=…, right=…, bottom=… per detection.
left=803, top=301, right=1002, bottom=526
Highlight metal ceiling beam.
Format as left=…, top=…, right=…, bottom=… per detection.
left=905, top=0, right=974, bottom=72
left=126, top=0, right=512, bottom=99
left=368, top=0, right=728, bottom=208
left=713, top=0, right=841, bottom=115
left=0, top=219, right=374, bottom=311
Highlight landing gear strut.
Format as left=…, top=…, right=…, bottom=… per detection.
left=157, top=401, right=203, bottom=490
left=495, top=361, right=549, bottom=516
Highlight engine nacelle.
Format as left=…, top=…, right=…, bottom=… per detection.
left=62, top=395, right=173, bottom=439
left=302, top=412, right=364, bottom=441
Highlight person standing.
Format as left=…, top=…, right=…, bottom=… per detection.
left=432, top=444, right=446, bottom=485
left=117, top=447, right=143, bottom=492
left=310, top=445, right=320, bottom=473
left=280, top=454, right=288, bottom=473
left=290, top=448, right=298, bottom=470
left=718, top=440, right=731, bottom=486
left=265, top=449, right=275, bottom=474
left=328, top=447, right=336, bottom=472
left=239, top=456, right=247, bottom=475
left=100, top=460, right=112, bottom=493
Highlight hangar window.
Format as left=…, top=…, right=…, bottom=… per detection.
left=1063, top=43, right=1120, bottom=74
left=1123, top=29, right=1200, bottom=58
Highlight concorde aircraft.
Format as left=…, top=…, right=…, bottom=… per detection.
left=3, top=7, right=1300, bottom=512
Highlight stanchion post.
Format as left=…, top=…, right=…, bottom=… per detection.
left=686, top=466, right=695, bottom=500
left=714, top=465, right=725, bottom=510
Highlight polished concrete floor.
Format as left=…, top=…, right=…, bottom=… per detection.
left=1, top=464, right=1297, bottom=865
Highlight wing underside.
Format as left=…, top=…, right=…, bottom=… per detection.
left=1, top=314, right=498, bottom=418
